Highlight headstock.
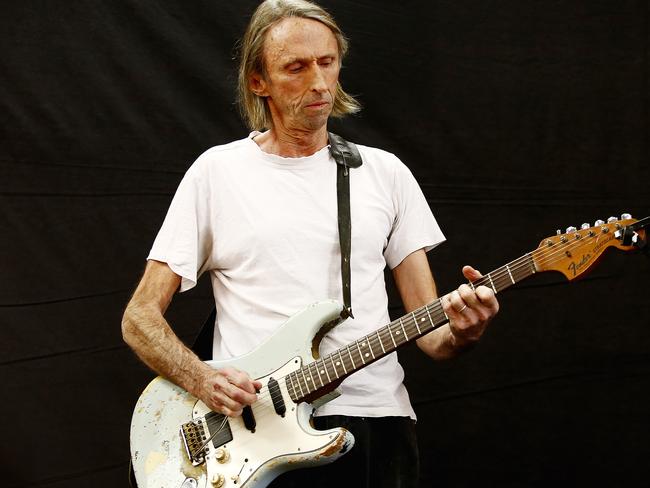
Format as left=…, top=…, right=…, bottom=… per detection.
left=531, top=214, right=648, bottom=281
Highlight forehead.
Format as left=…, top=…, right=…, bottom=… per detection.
left=263, top=17, right=338, bottom=67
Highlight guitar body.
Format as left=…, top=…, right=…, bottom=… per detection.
left=130, top=300, right=355, bottom=488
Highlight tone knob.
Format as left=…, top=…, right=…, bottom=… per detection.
left=621, top=213, right=632, bottom=220
left=607, top=216, right=617, bottom=223
left=580, top=223, right=590, bottom=230
left=594, top=219, right=605, bottom=226
left=211, top=473, right=225, bottom=487
left=566, top=226, right=577, bottom=233
left=215, top=448, right=230, bottom=463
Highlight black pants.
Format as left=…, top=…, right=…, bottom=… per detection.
left=268, top=415, right=420, bottom=488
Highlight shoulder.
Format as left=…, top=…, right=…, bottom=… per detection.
left=352, top=143, right=415, bottom=182
left=194, top=137, right=251, bottom=166
left=355, top=143, right=400, bottom=164
left=185, top=136, right=253, bottom=177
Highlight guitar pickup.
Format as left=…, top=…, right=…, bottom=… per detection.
left=268, top=377, right=286, bottom=417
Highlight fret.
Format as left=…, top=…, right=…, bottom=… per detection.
left=426, top=304, right=439, bottom=326
left=286, top=375, right=296, bottom=400
left=439, top=302, right=449, bottom=321
left=413, top=311, right=422, bottom=334
left=313, top=361, right=324, bottom=386
left=376, top=330, right=386, bottom=353
left=468, top=281, right=476, bottom=291
left=337, top=350, right=348, bottom=374
left=300, top=368, right=312, bottom=394
left=388, top=325, right=398, bottom=348
left=399, top=317, right=409, bottom=339
left=527, top=253, right=536, bottom=274
left=356, top=342, right=367, bottom=364
left=364, top=338, right=375, bottom=360
left=308, top=362, right=321, bottom=388
left=506, top=264, right=515, bottom=284
left=294, top=372, right=305, bottom=398
left=321, top=359, right=332, bottom=383
left=347, top=346, right=357, bottom=369
left=487, top=273, right=497, bottom=294
left=328, top=354, right=340, bottom=379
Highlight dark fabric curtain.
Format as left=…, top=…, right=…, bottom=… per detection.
left=2, top=1, right=649, bottom=486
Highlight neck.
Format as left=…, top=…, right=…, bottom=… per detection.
left=254, top=125, right=329, bottom=158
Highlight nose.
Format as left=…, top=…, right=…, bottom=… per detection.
left=309, top=62, right=328, bottom=93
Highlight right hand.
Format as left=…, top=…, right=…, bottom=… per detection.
left=194, top=366, right=262, bottom=417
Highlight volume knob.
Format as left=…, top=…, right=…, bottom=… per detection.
left=211, top=473, right=225, bottom=487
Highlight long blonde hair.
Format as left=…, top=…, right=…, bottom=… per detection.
left=237, top=0, right=361, bottom=130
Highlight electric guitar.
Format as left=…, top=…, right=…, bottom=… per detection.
left=130, top=214, right=648, bottom=488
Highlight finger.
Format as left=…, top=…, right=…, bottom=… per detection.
left=448, top=290, right=467, bottom=313
left=223, top=367, right=259, bottom=395
left=221, top=380, right=258, bottom=405
left=462, top=265, right=483, bottom=281
left=212, top=388, right=245, bottom=413
left=476, top=286, right=499, bottom=312
left=213, top=373, right=257, bottom=406
left=457, top=283, right=482, bottom=309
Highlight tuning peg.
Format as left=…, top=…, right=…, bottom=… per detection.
left=566, top=226, right=577, bottom=233
left=594, top=219, right=605, bottom=226
left=621, top=213, right=632, bottom=220
left=607, top=216, right=617, bottom=223
left=580, top=223, right=590, bottom=230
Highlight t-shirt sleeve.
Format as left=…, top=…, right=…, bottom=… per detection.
left=383, top=157, right=445, bottom=269
left=147, top=159, right=213, bottom=292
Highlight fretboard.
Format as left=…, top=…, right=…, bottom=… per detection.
left=285, top=252, right=537, bottom=402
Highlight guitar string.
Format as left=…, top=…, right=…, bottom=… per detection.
left=197, top=227, right=623, bottom=428
left=255, top=230, right=612, bottom=406
left=244, top=230, right=613, bottom=413
left=272, top=228, right=618, bottom=402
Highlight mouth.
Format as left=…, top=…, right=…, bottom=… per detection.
left=305, top=100, right=330, bottom=109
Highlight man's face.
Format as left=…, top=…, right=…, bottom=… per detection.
left=252, top=17, right=340, bottom=132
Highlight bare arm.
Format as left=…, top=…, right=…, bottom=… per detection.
left=121, top=260, right=261, bottom=416
left=392, top=249, right=499, bottom=360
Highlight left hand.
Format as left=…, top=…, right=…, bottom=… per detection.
left=443, top=265, right=500, bottom=348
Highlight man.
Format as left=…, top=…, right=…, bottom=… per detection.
left=122, top=1, right=499, bottom=486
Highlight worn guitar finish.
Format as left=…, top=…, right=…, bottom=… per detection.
left=130, top=216, right=648, bottom=488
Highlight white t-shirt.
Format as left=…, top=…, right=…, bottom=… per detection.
left=148, top=132, right=445, bottom=419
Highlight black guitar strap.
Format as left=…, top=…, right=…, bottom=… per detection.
left=328, top=131, right=363, bottom=319
left=190, top=132, right=362, bottom=359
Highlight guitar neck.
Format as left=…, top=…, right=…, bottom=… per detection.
left=286, top=252, right=537, bottom=402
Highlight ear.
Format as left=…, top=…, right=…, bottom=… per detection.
left=249, top=73, right=269, bottom=97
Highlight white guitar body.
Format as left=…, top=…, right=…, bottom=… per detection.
left=130, top=301, right=355, bottom=488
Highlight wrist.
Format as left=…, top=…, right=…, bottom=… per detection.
left=447, top=325, right=476, bottom=352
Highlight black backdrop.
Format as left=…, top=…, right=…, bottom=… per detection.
left=2, top=1, right=649, bottom=486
